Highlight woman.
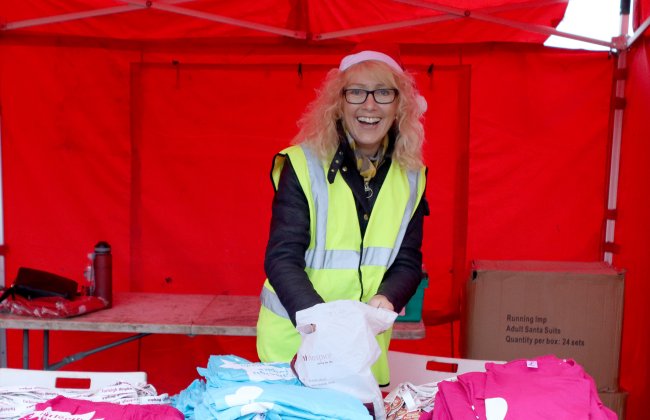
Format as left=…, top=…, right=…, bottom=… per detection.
left=256, top=44, right=428, bottom=386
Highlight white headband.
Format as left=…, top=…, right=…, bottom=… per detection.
left=339, top=50, right=403, bottom=73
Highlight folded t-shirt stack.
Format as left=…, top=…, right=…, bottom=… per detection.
left=429, top=355, right=616, bottom=420
left=20, top=395, right=183, bottom=420
left=0, top=381, right=176, bottom=420
left=172, top=354, right=373, bottom=419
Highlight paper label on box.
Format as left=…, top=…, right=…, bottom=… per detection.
left=526, top=360, right=538, bottom=368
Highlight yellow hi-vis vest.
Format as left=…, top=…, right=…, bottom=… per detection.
left=256, top=144, right=426, bottom=385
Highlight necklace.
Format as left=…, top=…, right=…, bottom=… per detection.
left=364, top=181, right=373, bottom=199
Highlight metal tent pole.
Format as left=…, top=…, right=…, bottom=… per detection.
left=394, top=0, right=614, bottom=49
left=318, top=1, right=567, bottom=40
left=145, top=2, right=306, bottom=39
left=604, top=0, right=631, bottom=263
left=628, top=14, right=650, bottom=46
left=1, top=0, right=193, bottom=31
left=0, top=108, right=6, bottom=367
left=2, top=5, right=142, bottom=31
left=1, top=0, right=308, bottom=40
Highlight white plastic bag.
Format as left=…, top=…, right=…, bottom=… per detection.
left=294, top=300, right=397, bottom=420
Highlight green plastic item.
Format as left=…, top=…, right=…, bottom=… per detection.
left=396, top=274, right=429, bottom=322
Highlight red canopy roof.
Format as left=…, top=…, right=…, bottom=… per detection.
left=1, top=0, right=569, bottom=44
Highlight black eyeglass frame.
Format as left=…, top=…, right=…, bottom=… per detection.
left=342, top=88, right=399, bottom=104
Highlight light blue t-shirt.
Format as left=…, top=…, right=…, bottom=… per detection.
left=172, top=355, right=371, bottom=420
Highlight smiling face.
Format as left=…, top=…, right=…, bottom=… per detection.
left=341, top=62, right=398, bottom=156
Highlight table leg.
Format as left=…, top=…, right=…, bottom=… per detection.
left=44, top=330, right=49, bottom=369
left=22, top=329, right=28, bottom=369
left=46, top=333, right=151, bottom=371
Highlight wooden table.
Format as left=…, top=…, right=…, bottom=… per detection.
left=0, top=292, right=425, bottom=369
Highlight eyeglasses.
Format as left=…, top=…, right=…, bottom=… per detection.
left=343, top=88, right=398, bottom=104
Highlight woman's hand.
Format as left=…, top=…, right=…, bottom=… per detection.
left=367, top=294, right=395, bottom=312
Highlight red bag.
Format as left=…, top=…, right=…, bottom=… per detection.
left=0, top=294, right=108, bottom=318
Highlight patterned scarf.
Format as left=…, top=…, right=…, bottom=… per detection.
left=344, top=129, right=389, bottom=184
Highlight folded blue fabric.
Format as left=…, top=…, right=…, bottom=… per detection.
left=171, top=379, right=205, bottom=419
left=201, top=382, right=371, bottom=420
left=198, top=354, right=302, bottom=387
left=172, top=355, right=372, bottom=419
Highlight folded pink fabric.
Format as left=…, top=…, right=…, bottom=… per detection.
left=20, top=395, right=184, bottom=420
left=432, top=355, right=617, bottom=420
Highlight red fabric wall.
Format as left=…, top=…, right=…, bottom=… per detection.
left=2, top=38, right=646, bottom=418
left=635, top=0, right=650, bottom=29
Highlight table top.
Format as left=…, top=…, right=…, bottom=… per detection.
left=0, top=292, right=425, bottom=339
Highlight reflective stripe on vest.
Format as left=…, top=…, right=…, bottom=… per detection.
left=261, top=145, right=423, bottom=318
left=364, top=167, right=419, bottom=268
left=261, top=286, right=290, bottom=319
left=302, top=145, right=420, bottom=270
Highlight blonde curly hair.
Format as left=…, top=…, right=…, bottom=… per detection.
left=293, top=60, right=426, bottom=171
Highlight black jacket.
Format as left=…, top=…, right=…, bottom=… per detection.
left=264, top=128, right=428, bottom=325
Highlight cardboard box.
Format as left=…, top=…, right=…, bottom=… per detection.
left=463, top=260, right=624, bottom=391
left=599, top=391, right=627, bottom=420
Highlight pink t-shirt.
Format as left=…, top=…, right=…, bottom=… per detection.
left=483, top=355, right=614, bottom=420
left=431, top=355, right=617, bottom=420
left=20, top=395, right=184, bottom=420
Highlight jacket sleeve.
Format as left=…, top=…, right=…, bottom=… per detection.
left=264, top=159, right=324, bottom=325
left=376, top=194, right=428, bottom=314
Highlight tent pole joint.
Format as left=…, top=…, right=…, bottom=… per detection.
left=612, top=35, right=628, bottom=51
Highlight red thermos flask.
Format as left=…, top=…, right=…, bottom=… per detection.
left=93, top=241, right=112, bottom=308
